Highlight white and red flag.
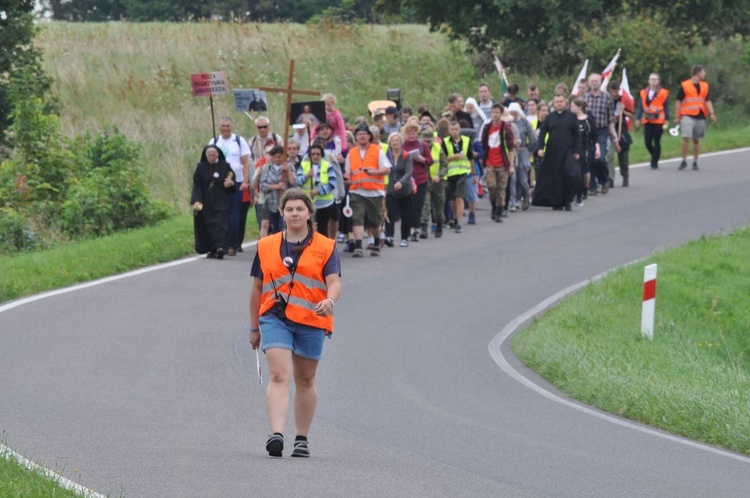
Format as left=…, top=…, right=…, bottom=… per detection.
left=600, top=48, right=621, bottom=90
left=493, top=55, right=509, bottom=96
left=571, top=59, right=589, bottom=96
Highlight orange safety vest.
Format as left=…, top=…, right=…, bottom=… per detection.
left=679, top=80, right=709, bottom=117
left=640, top=87, right=669, bottom=125
left=258, top=232, right=335, bottom=333
left=349, top=144, right=385, bottom=192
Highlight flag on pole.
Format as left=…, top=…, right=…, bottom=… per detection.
left=600, top=49, right=621, bottom=91
left=571, top=59, right=589, bottom=96
left=618, top=67, right=635, bottom=133
left=619, top=67, right=632, bottom=102
left=494, top=55, right=509, bottom=96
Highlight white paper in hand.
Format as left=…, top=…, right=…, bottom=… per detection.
left=256, top=348, right=263, bottom=384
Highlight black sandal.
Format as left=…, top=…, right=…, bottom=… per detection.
left=266, top=434, right=283, bottom=457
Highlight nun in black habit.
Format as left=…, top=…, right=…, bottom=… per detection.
left=191, top=145, right=236, bottom=258
left=532, top=94, right=582, bottom=211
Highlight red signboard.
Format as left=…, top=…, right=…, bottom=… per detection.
left=191, top=71, right=229, bottom=97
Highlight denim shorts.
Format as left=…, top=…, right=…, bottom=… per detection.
left=259, top=313, right=328, bottom=360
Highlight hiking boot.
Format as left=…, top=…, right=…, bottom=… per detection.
left=410, top=230, right=419, bottom=242
left=491, top=206, right=497, bottom=220
left=435, top=223, right=443, bottom=238
left=601, top=182, right=609, bottom=195
left=693, top=161, right=699, bottom=171
left=384, top=237, right=394, bottom=247
left=622, top=177, right=629, bottom=187
left=679, top=159, right=688, bottom=170
left=522, top=197, right=530, bottom=211
left=454, top=223, right=462, bottom=233
left=419, top=223, right=428, bottom=239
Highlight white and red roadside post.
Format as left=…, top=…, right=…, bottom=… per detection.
left=641, top=264, right=657, bottom=340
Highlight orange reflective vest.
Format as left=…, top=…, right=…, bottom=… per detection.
left=679, top=80, right=709, bottom=117
left=640, top=87, right=669, bottom=125
left=349, top=144, right=385, bottom=192
left=258, top=232, right=335, bottom=333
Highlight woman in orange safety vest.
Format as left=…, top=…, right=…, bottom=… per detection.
left=249, top=188, right=342, bottom=458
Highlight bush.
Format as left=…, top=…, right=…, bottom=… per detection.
left=0, top=207, right=42, bottom=254
left=579, top=13, right=687, bottom=91
left=59, top=128, right=171, bottom=238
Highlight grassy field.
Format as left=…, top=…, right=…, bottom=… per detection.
left=513, top=228, right=750, bottom=455
left=35, top=22, right=482, bottom=206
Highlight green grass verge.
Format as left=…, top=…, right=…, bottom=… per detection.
left=0, top=213, right=258, bottom=304
left=0, top=449, right=86, bottom=498
left=513, top=227, right=750, bottom=455
left=629, top=120, right=750, bottom=165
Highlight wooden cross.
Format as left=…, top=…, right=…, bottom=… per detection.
left=259, top=60, right=320, bottom=156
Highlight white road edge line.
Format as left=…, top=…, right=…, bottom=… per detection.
left=0, top=444, right=107, bottom=498
left=488, top=263, right=750, bottom=465
left=0, top=242, right=259, bottom=494
left=3, top=145, right=750, bottom=487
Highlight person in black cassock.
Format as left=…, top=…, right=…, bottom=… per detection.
left=191, top=145, right=236, bottom=259
left=533, top=94, right=582, bottom=211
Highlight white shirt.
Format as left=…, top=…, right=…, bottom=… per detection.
left=208, top=134, right=250, bottom=182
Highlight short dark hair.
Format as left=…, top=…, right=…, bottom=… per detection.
left=608, top=80, right=620, bottom=91
left=308, top=144, right=325, bottom=157
left=527, top=83, right=538, bottom=91
left=402, top=106, right=413, bottom=115
left=572, top=98, right=587, bottom=112
left=692, top=64, right=705, bottom=76
left=491, top=102, right=504, bottom=112
left=507, top=83, right=519, bottom=95
left=269, top=145, right=284, bottom=156
left=447, top=93, right=461, bottom=104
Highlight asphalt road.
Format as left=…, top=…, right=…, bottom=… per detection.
left=2, top=150, right=750, bottom=497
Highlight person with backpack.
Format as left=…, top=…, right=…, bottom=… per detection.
left=480, top=104, right=515, bottom=222
left=208, top=117, right=251, bottom=255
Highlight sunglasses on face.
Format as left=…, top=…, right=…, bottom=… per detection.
left=257, top=125, right=268, bottom=129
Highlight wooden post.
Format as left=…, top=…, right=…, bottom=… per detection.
left=259, top=60, right=320, bottom=157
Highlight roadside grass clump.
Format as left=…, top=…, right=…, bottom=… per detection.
left=0, top=445, right=94, bottom=498
left=513, top=228, right=750, bottom=455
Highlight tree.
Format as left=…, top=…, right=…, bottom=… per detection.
left=0, top=0, right=52, bottom=146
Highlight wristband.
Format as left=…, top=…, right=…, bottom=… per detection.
left=250, top=327, right=260, bottom=333
left=326, top=297, right=335, bottom=308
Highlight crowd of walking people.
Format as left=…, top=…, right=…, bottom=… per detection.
left=187, top=64, right=717, bottom=457
left=191, top=65, right=716, bottom=258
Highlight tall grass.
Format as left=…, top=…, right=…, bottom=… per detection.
left=36, top=22, right=480, bottom=206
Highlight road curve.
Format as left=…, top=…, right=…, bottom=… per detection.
left=2, top=150, right=750, bottom=497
